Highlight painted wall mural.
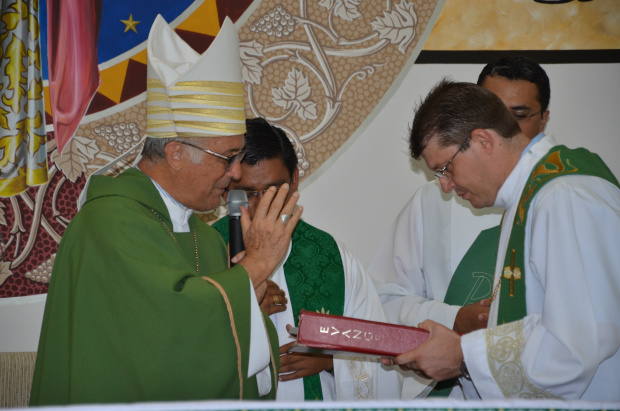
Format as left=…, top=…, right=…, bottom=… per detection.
left=1, top=0, right=618, bottom=298
left=0, top=0, right=444, bottom=297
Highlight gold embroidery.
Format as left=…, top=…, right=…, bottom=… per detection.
left=347, top=357, right=372, bottom=400
left=147, top=77, right=165, bottom=89
left=486, top=321, right=559, bottom=399
left=170, top=94, right=245, bottom=108
left=147, top=91, right=170, bottom=102
left=516, top=150, right=578, bottom=225
left=172, top=80, right=244, bottom=95
left=147, top=106, right=245, bottom=121
left=503, top=249, right=522, bottom=297
left=147, top=119, right=247, bottom=133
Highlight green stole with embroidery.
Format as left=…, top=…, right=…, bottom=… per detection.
left=212, top=218, right=345, bottom=401
left=428, top=224, right=500, bottom=396
left=497, top=145, right=619, bottom=325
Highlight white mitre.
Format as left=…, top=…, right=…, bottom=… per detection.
left=146, top=14, right=246, bottom=138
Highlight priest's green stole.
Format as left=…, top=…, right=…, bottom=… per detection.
left=498, top=145, right=619, bottom=325
left=428, top=224, right=500, bottom=397
left=443, top=225, right=499, bottom=306
left=212, top=219, right=345, bottom=401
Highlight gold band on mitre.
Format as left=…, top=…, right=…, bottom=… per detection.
left=146, top=15, right=246, bottom=139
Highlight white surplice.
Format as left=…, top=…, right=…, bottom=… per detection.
left=369, top=180, right=503, bottom=328
left=368, top=180, right=503, bottom=398
left=272, top=239, right=405, bottom=401
left=459, top=135, right=620, bottom=401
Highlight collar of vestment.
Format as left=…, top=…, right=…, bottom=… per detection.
left=136, top=165, right=193, bottom=233
left=493, top=135, right=557, bottom=211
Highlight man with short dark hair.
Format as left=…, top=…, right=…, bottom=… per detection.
left=213, top=117, right=404, bottom=401
left=384, top=79, right=620, bottom=401
left=369, top=56, right=552, bottom=398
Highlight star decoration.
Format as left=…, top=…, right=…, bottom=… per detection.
left=121, top=14, right=140, bottom=34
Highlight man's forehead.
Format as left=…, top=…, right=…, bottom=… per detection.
left=231, top=159, right=290, bottom=188
left=205, top=134, right=244, bottom=151
left=421, top=136, right=450, bottom=169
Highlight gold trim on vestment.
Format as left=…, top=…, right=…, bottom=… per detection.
left=485, top=321, right=559, bottom=399
left=147, top=92, right=245, bottom=108
left=147, top=119, right=246, bottom=133
left=260, top=313, right=278, bottom=396
left=172, top=81, right=244, bottom=95
left=147, top=91, right=170, bottom=102
left=202, top=276, right=244, bottom=399
left=147, top=78, right=165, bottom=89
left=148, top=131, right=247, bottom=138
left=171, top=94, right=245, bottom=107
left=147, top=106, right=173, bottom=115
left=148, top=106, right=245, bottom=121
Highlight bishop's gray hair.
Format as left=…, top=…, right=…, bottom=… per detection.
left=141, top=137, right=203, bottom=164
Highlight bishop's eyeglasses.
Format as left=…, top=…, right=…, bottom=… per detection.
left=178, top=141, right=246, bottom=171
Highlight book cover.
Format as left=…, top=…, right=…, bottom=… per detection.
left=288, top=310, right=429, bottom=358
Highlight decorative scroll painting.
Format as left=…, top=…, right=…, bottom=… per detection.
left=0, top=0, right=443, bottom=297
left=4, top=0, right=615, bottom=298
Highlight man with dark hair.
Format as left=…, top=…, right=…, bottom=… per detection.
left=369, top=56, right=552, bottom=398
left=384, top=79, right=620, bottom=401
left=213, top=117, right=404, bottom=401
left=477, top=55, right=550, bottom=145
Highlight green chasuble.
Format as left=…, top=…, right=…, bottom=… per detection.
left=30, top=168, right=279, bottom=405
left=497, top=145, right=620, bottom=325
left=213, top=218, right=345, bottom=401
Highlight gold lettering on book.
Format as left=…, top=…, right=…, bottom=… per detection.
left=316, top=322, right=383, bottom=341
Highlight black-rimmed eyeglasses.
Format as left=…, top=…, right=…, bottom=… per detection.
left=179, top=141, right=245, bottom=171
left=434, top=136, right=471, bottom=179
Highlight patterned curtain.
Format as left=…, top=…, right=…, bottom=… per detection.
left=0, top=0, right=48, bottom=197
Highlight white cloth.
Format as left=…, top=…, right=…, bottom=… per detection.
left=271, top=239, right=405, bottom=401
left=369, top=180, right=503, bottom=328
left=368, top=180, right=503, bottom=398
left=460, top=135, right=620, bottom=401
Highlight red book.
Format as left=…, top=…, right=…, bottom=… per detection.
left=288, top=310, right=429, bottom=358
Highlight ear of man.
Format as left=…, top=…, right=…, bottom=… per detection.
left=470, top=128, right=495, bottom=154
left=164, top=141, right=186, bottom=172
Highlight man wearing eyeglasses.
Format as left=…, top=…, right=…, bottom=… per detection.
left=383, top=79, right=620, bottom=401
left=368, top=56, right=552, bottom=398
left=31, top=16, right=300, bottom=404
left=213, top=117, right=405, bottom=401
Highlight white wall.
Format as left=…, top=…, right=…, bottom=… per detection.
left=300, top=62, right=620, bottom=267
left=2, top=62, right=619, bottom=352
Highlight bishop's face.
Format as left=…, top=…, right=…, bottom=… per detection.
left=177, top=135, right=245, bottom=212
